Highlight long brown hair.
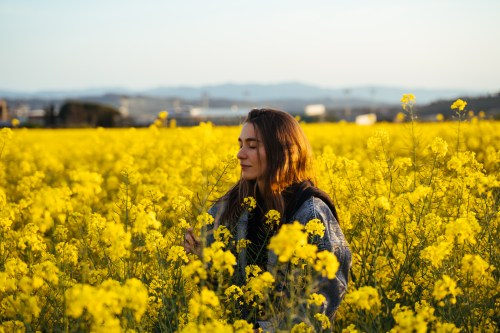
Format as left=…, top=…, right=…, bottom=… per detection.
left=219, top=108, right=315, bottom=229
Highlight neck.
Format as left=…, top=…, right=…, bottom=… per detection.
left=257, top=179, right=265, bottom=195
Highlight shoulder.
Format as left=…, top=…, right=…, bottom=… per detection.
left=292, top=196, right=335, bottom=225
left=292, top=196, right=350, bottom=248
left=207, top=199, right=229, bottom=229
left=207, top=200, right=224, bottom=217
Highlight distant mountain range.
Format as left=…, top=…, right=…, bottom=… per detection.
left=0, top=82, right=490, bottom=105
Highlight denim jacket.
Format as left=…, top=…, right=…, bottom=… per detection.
left=207, top=196, right=351, bottom=331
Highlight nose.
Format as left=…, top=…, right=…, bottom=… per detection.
left=237, top=147, right=246, bottom=160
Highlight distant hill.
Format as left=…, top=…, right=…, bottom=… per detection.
left=0, top=82, right=489, bottom=105
left=417, top=92, right=500, bottom=119
left=143, top=82, right=484, bottom=105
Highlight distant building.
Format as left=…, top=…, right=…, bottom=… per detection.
left=28, top=109, right=46, bottom=127
left=173, top=107, right=249, bottom=126
left=355, top=113, right=377, bottom=125
left=304, top=104, right=326, bottom=122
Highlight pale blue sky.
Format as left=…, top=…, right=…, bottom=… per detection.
left=1, top=0, right=499, bottom=92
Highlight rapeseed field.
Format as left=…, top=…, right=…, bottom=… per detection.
left=0, top=98, right=498, bottom=332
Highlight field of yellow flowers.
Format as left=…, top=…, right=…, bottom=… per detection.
left=0, top=99, right=498, bottom=332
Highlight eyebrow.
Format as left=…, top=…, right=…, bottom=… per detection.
left=238, top=137, right=259, bottom=143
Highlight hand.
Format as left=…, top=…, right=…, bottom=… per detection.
left=184, top=228, right=201, bottom=257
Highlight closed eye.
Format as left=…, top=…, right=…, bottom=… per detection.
left=238, top=138, right=259, bottom=149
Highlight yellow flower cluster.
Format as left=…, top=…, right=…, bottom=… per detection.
left=307, top=293, right=326, bottom=307
left=268, top=222, right=308, bottom=262
left=400, top=93, right=416, bottom=111
left=0, top=97, right=498, bottom=331
left=203, top=241, right=237, bottom=276
left=344, top=286, right=381, bottom=311
left=305, top=218, right=325, bottom=237
left=432, top=275, right=462, bottom=306
left=66, top=278, right=148, bottom=332
left=451, top=98, right=467, bottom=111
left=264, top=209, right=281, bottom=226
left=242, top=196, right=257, bottom=212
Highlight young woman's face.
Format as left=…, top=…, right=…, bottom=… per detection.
left=237, top=123, right=267, bottom=182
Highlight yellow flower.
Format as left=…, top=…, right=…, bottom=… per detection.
left=233, top=319, right=254, bottom=333
left=291, top=322, right=314, bottom=333
left=225, top=285, right=244, bottom=301
left=242, top=196, right=257, bottom=212
left=396, top=112, right=405, bottom=122
left=436, top=113, right=444, bottom=121
left=167, top=245, right=189, bottom=263
left=188, top=287, right=221, bottom=320
left=305, top=218, right=325, bottom=237
left=391, top=304, right=428, bottom=333
left=183, top=259, right=207, bottom=284
left=407, top=185, right=431, bottom=204
left=400, top=93, right=416, bottom=105
left=236, top=239, right=251, bottom=252
left=307, top=293, right=326, bottom=307
left=268, top=222, right=307, bottom=262
left=214, top=225, right=233, bottom=244
left=100, top=221, right=132, bottom=261
left=420, top=240, right=452, bottom=268
left=434, top=322, right=461, bottom=333
left=292, top=243, right=318, bottom=265
left=314, top=313, right=331, bottom=329
left=415, top=300, right=436, bottom=323
left=245, top=271, right=275, bottom=300
left=152, top=119, right=162, bottom=128
left=342, top=324, right=360, bottom=333
left=245, top=264, right=262, bottom=279
left=0, top=321, right=25, bottom=332
left=433, top=275, right=462, bottom=305
left=367, top=130, right=390, bottom=150
left=65, top=278, right=148, bottom=331
left=400, top=93, right=416, bottom=110
left=264, top=209, right=281, bottom=226
left=121, top=278, right=149, bottom=321
left=204, top=244, right=236, bottom=276
left=461, top=254, right=495, bottom=284
left=197, top=212, right=214, bottom=226
left=344, top=286, right=381, bottom=311
left=451, top=99, right=467, bottom=111
left=429, top=137, right=448, bottom=159
left=314, top=250, right=339, bottom=279
left=158, top=110, right=168, bottom=120
left=11, top=118, right=20, bottom=127
left=375, top=196, right=391, bottom=211
left=180, top=321, right=233, bottom=333
left=445, top=215, right=481, bottom=244
left=0, top=217, right=13, bottom=233
left=55, top=242, right=79, bottom=266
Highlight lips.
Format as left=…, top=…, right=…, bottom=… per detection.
left=240, top=164, right=251, bottom=169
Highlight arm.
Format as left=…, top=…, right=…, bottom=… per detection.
left=294, top=197, right=352, bottom=320
left=184, top=203, right=224, bottom=256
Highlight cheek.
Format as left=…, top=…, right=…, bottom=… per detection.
left=258, top=151, right=267, bottom=168
left=250, top=150, right=260, bottom=162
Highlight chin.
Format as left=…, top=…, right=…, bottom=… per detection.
left=241, top=173, right=256, bottom=181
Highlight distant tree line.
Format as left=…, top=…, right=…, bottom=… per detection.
left=55, top=101, right=122, bottom=127
left=417, top=92, right=500, bottom=119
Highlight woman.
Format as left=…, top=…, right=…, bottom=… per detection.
left=185, top=108, right=351, bottom=331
